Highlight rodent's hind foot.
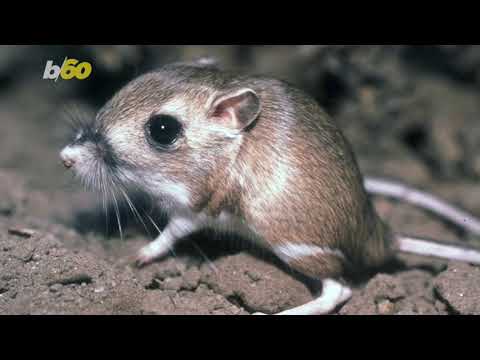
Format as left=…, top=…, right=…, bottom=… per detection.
left=270, top=279, right=352, bottom=316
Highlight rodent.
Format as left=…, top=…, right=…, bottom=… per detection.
left=60, top=58, right=480, bottom=315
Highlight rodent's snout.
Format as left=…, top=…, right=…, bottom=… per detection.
left=60, top=146, right=80, bottom=170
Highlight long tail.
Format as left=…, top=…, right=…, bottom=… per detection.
left=364, top=177, right=480, bottom=236
left=395, top=235, right=480, bottom=265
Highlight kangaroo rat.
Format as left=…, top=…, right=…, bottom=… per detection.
left=60, top=59, right=480, bottom=315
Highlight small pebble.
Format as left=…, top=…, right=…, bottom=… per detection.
left=50, top=284, right=62, bottom=293
left=163, top=277, right=183, bottom=291
left=8, top=228, right=37, bottom=238
left=377, top=300, right=396, bottom=315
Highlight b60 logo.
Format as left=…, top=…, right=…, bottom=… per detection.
left=43, top=57, right=92, bottom=81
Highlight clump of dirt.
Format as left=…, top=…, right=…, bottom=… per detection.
left=340, top=271, right=448, bottom=315
left=1, top=45, right=480, bottom=315
left=433, top=263, right=480, bottom=315
left=198, top=253, right=312, bottom=314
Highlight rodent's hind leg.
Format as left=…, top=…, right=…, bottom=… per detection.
left=254, top=279, right=352, bottom=316
left=136, top=215, right=203, bottom=267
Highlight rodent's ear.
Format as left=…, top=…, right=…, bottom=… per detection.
left=209, top=88, right=261, bottom=131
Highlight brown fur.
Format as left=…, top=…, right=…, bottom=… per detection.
left=93, top=63, right=395, bottom=280
left=208, top=78, right=395, bottom=278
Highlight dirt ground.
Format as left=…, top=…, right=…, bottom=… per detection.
left=1, top=45, right=480, bottom=315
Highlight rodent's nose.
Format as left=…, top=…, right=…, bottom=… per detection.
left=60, top=147, right=78, bottom=170
left=63, top=158, right=75, bottom=169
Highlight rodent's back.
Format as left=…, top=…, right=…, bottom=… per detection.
left=224, top=77, right=394, bottom=274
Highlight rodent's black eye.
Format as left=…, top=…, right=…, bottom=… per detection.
left=146, top=114, right=182, bottom=147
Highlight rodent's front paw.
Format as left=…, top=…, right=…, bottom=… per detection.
left=135, top=247, right=155, bottom=268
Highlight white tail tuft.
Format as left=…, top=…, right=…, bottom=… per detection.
left=396, top=236, right=480, bottom=265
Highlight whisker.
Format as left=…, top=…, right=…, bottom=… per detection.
left=190, top=240, right=218, bottom=273
left=108, top=168, right=152, bottom=238
left=108, top=180, right=124, bottom=240
left=120, top=172, right=216, bottom=271
left=99, top=166, right=110, bottom=236
left=60, top=104, right=92, bottom=141
left=119, top=186, right=151, bottom=238
left=120, top=175, right=158, bottom=215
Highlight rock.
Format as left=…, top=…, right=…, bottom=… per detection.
left=433, top=263, right=480, bottom=315
left=182, top=267, right=201, bottom=291
left=340, top=272, right=440, bottom=315
left=365, top=274, right=408, bottom=303
left=8, top=227, right=37, bottom=238
left=49, top=284, right=62, bottom=293
left=377, top=300, right=396, bottom=315
left=161, top=277, right=183, bottom=291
